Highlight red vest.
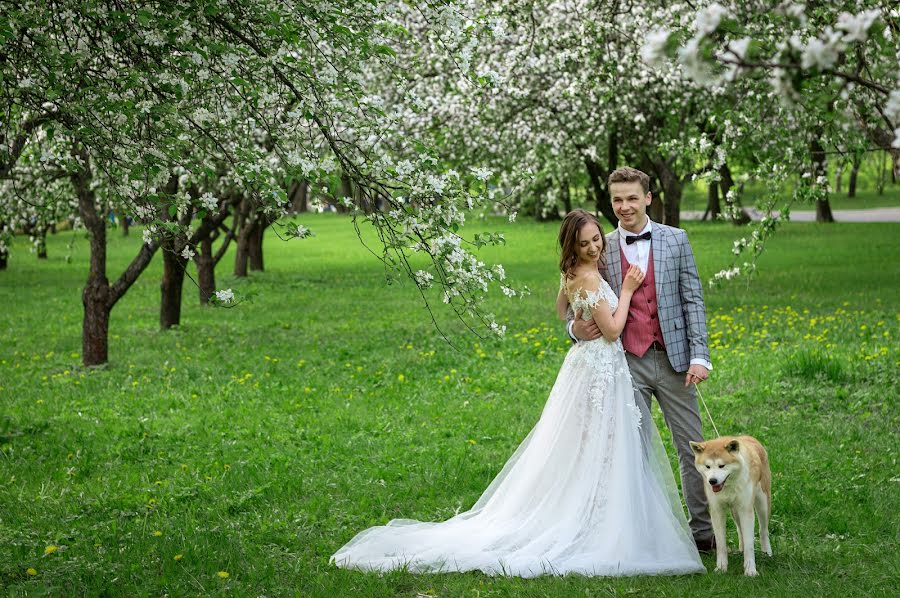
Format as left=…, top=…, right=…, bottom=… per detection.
left=621, top=247, right=665, bottom=357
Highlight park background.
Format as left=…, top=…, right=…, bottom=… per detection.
left=2, top=192, right=898, bottom=595
left=2, top=1, right=899, bottom=596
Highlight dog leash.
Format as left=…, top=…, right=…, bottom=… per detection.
left=694, top=383, right=720, bottom=438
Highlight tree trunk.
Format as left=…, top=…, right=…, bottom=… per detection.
left=584, top=159, right=617, bottom=227
left=160, top=239, right=188, bottom=329
left=877, top=151, right=887, bottom=195
left=249, top=220, right=264, bottom=271
left=834, top=163, right=843, bottom=194
left=703, top=180, right=720, bottom=221
left=0, top=220, right=7, bottom=270
left=71, top=143, right=162, bottom=366
left=121, top=215, right=130, bottom=236
left=234, top=198, right=251, bottom=277
left=719, top=163, right=751, bottom=225
left=336, top=173, right=353, bottom=213
left=82, top=265, right=111, bottom=366
left=72, top=145, right=111, bottom=366
left=815, top=198, right=834, bottom=222
left=289, top=180, right=309, bottom=213
left=35, top=226, right=48, bottom=259
left=197, top=236, right=215, bottom=305
left=811, top=136, right=835, bottom=223
left=653, top=161, right=682, bottom=227
left=848, top=156, right=860, bottom=197
left=662, top=184, right=682, bottom=228
left=560, top=179, right=572, bottom=214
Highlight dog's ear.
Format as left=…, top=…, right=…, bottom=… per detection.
left=726, top=439, right=740, bottom=452
left=689, top=441, right=704, bottom=454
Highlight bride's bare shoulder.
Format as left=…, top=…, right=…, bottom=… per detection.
left=570, top=270, right=602, bottom=290
left=567, top=271, right=602, bottom=303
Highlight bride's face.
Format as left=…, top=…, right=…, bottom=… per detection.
left=576, top=222, right=603, bottom=266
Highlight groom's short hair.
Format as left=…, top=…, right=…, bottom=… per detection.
left=608, top=167, right=650, bottom=194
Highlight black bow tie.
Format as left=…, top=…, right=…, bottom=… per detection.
left=625, top=231, right=652, bottom=245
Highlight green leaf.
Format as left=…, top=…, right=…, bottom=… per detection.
left=373, top=44, right=396, bottom=57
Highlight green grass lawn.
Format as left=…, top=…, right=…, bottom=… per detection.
left=1, top=214, right=898, bottom=596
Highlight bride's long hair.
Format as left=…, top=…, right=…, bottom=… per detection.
left=558, top=209, right=606, bottom=281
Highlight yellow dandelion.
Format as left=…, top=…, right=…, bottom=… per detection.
left=397, top=373, right=405, bottom=382
left=152, top=531, right=163, bottom=537
left=43, top=545, right=58, bottom=555
left=217, top=571, right=230, bottom=579
left=174, top=554, right=183, bottom=562
left=27, top=568, right=37, bottom=576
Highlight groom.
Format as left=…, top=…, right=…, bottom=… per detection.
left=568, top=166, right=714, bottom=551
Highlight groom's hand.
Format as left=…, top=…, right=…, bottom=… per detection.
left=572, top=310, right=603, bottom=341
left=685, top=365, right=709, bottom=387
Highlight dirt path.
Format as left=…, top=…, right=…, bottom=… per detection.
left=681, top=207, right=900, bottom=222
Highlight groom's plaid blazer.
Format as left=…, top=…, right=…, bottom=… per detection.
left=603, top=221, right=710, bottom=373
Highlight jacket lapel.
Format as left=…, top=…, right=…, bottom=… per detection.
left=651, top=220, right=669, bottom=296
left=605, top=229, right=622, bottom=295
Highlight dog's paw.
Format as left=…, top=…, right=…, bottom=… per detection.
left=715, top=560, right=728, bottom=573
left=744, top=565, right=758, bottom=577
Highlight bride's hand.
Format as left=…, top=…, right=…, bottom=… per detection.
left=622, top=266, right=645, bottom=293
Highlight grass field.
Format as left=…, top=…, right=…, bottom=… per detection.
left=1, top=214, right=898, bottom=596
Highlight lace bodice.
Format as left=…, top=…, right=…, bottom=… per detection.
left=564, top=274, right=618, bottom=319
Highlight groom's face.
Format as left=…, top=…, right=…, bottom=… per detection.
left=610, top=181, right=651, bottom=233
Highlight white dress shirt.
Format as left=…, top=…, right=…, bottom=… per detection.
left=618, top=220, right=652, bottom=272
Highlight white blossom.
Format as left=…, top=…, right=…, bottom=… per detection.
left=641, top=29, right=670, bottom=65
left=199, top=192, right=218, bottom=212
left=836, top=10, right=880, bottom=43
left=677, top=37, right=713, bottom=85
left=885, top=89, right=900, bottom=121
left=800, top=31, right=843, bottom=70
left=215, top=288, right=234, bottom=303
left=727, top=37, right=751, bottom=62
left=414, top=270, right=434, bottom=288
left=181, top=246, right=195, bottom=260
left=470, top=166, right=493, bottom=181
left=694, top=4, right=728, bottom=36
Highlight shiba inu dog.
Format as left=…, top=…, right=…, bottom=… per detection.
left=689, top=436, right=772, bottom=576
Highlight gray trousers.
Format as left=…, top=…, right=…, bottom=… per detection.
left=626, top=346, right=713, bottom=541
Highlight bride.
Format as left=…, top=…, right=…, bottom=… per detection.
left=331, top=209, right=705, bottom=577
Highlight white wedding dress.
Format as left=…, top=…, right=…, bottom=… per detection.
left=331, top=277, right=705, bottom=577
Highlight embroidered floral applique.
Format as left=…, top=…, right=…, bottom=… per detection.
left=565, top=278, right=641, bottom=430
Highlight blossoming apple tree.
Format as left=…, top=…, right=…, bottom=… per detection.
left=1, top=0, right=513, bottom=365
